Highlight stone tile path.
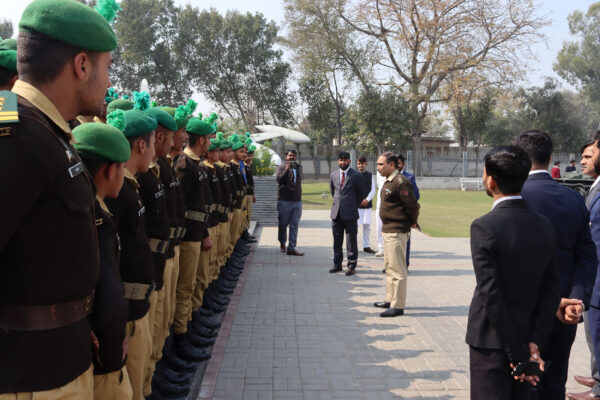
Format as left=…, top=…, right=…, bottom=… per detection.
left=199, top=210, right=591, bottom=399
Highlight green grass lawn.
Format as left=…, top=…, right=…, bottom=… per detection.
left=302, top=180, right=491, bottom=237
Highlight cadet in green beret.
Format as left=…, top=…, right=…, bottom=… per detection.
left=244, top=141, right=257, bottom=242
left=227, top=134, right=248, bottom=255
left=0, top=0, right=117, bottom=397
left=72, top=122, right=133, bottom=400
left=0, top=40, right=17, bottom=90
left=168, top=117, right=215, bottom=373
left=104, top=109, right=157, bottom=400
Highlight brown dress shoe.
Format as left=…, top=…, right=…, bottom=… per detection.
left=575, top=376, right=596, bottom=388
left=566, top=390, right=600, bottom=399
left=280, top=244, right=286, bottom=252
left=287, top=250, right=304, bottom=256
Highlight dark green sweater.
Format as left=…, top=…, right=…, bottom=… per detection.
left=379, top=171, right=420, bottom=233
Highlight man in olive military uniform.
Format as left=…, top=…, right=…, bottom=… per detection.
left=228, top=134, right=248, bottom=255
left=0, top=0, right=115, bottom=397
left=73, top=122, right=133, bottom=400
left=137, top=107, right=177, bottom=397
left=0, top=38, right=17, bottom=91
left=217, top=136, right=236, bottom=266
left=104, top=109, right=158, bottom=400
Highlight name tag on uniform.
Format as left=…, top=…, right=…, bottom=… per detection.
left=170, top=181, right=179, bottom=188
left=155, top=190, right=165, bottom=199
left=138, top=206, right=146, bottom=217
left=68, top=162, right=84, bottom=178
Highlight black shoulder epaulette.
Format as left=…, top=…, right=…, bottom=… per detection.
left=0, top=90, right=18, bottom=137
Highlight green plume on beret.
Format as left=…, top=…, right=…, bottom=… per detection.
left=94, top=0, right=121, bottom=23
left=106, top=98, right=133, bottom=113
left=151, top=101, right=157, bottom=108
left=174, top=105, right=189, bottom=129
left=122, top=94, right=130, bottom=100
left=133, top=91, right=151, bottom=111
left=145, top=107, right=177, bottom=132
left=109, top=109, right=157, bottom=138
left=248, top=145, right=256, bottom=153
left=229, top=133, right=245, bottom=150
left=0, top=38, right=17, bottom=51
left=19, top=0, right=117, bottom=52
left=106, top=109, right=126, bottom=131
left=73, top=122, right=131, bottom=163
left=105, top=87, right=119, bottom=105
left=244, top=132, right=253, bottom=146
left=185, top=99, right=197, bottom=116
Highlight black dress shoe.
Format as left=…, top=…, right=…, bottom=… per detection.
left=374, top=301, right=391, bottom=308
left=363, top=247, right=376, bottom=254
left=280, top=243, right=286, bottom=252
left=193, top=324, right=218, bottom=338
left=194, top=307, right=213, bottom=318
left=188, top=329, right=216, bottom=348
left=200, top=297, right=225, bottom=313
left=162, top=348, right=196, bottom=372
left=380, top=308, right=404, bottom=317
left=247, top=237, right=257, bottom=243
left=345, top=268, right=356, bottom=276
left=381, top=269, right=386, bottom=274
left=193, top=314, right=222, bottom=330
left=153, top=371, right=190, bottom=397
left=172, top=333, right=211, bottom=361
left=287, top=250, right=304, bottom=256
left=329, top=266, right=343, bottom=273
left=157, top=362, right=191, bottom=385
left=216, top=285, right=234, bottom=295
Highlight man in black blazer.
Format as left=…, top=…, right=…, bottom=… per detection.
left=514, top=131, right=597, bottom=400
left=467, top=146, right=561, bottom=400
left=329, top=151, right=364, bottom=276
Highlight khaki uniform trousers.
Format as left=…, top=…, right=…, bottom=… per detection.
left=383, top=231, right=409, bottom=309
left=209, top=224, right=221, bottom=282
left=0, top=365, right=93, bottom=400
left=244, top=195, right=253, bottom=231
left=192, top=226, right=216, bottom=313
left=125, top=313, right=152, bottom=400
left=167, top=245, right=180, bottom=329
left=93, top=367, right=132, bottom=400
left=218, top=218, right=230, bottom=268
left=144, top=286, right=165, bottom=396
left=173, top=241, right=201, bottom=334
left=227, top=208, right=243, bottom=255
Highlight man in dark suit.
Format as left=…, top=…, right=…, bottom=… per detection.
left=514, top=131, right=597, bottom=400
left=329, top=151, right=364, bottom=276
left=276, top=149, right=304, bottom=256
left=466, top=145, right=561, bottom=400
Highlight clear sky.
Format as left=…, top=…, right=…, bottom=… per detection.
left=1, top=0, right=594, bottom=110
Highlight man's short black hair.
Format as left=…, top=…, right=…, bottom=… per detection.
left=381, top=151, right=398, bottom=168
left=286, top=149, right=297, bottom=156
left=338, top=151, right=350, bottom=160
left=581, top=140, right=596, bottom=154
left=484, top=146, right=531, bottom=195
left=128, top=131, right=153, bottom=149
left=18, top=30, right=93, bottom=86
left=0, top=67, right=16, bottom=88
left=357, top=155, right=367, bottom=163
left=570, top=159, right=576, bottom=163
left=554, top=160, right=560, bottom=166
left=80, top=154, right=114, bottom=177
left=513, top=130, right=553, bottom=166
left=396, top=154, right=406, bottom=163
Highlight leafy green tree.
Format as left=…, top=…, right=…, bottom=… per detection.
left=0, top=19, right=13, bottom=40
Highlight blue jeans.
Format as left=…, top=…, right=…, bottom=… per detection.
left=278, top=200, right=302, bottom=251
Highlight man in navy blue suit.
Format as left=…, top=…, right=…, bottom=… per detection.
left=514, top=130, right=597, bottom=400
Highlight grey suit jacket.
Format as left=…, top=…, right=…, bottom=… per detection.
left=329, top=168, right=364, bottom=220
left=587, top=184, right=600, bottom=210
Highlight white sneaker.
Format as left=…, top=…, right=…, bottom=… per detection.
left=375, top=251, right=384, bottom=257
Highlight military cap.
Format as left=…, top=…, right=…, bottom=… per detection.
left=145, top=107, right=177, bottom=132
left=160, top=106, right=175, bottom=117
left=107, top=109, right=157, bottom=138
left=248, top=145, right=256, bottom=154
left=107, top=99, right=134, bottom=113
left=229, top=134, right=245, bottom=150
left=0, top=50, right=17, bottom=73
left=19, top=0, right=117, bottom=52
left=186, top=117, right=215, bottom=136
left=208, top=138, right=221, bottom=152
left=73, top=122, right=131, bottom=163
left=0, top=38, right=17, bottom=51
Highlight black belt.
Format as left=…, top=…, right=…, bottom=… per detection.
left=0, top=291, right=94, bottom=331
left=186, top=210, right=209, bottom=223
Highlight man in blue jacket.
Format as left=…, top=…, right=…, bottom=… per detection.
left=514, top=130, right=597, bottom=400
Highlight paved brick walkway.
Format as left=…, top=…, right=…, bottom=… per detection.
left=201, top=210, right=591, bottom=399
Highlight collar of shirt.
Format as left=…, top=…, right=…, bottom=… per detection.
left=96, top=196, right=113, bottom=216
left=492, top=195, right=522, bottom=210
left=149, top=161, right=160, bottom=178
left=528, top=169, right=550, bottom=176
left=124, top=168, right=140, bottom=189
left=183, top=146, right=201, bottom=162
left=11, top=79, right=72, bottom=139
left=386, top=169, right=399, bottom=182
left=93, top=116, right=104, bottom=124
left=591, top=175, right=600, bottom=190
left=339, top=168, right=349, bottom=183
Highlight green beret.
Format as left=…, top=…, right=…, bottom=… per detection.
left=107, top=99, right=133, bottom=113
left=0, top=38, right=17, bottom=51
left=0, top=50, right=17, bottom=73
left=220, top=140, right=232, bottom=150
left=229, top=134, right=245, bottom=150
left=145, top=107, right=177, bottom=131
left=208, top=138, right=221, bottom=152
left=19, top=0, right=117, bottom=52
left=107, top=109, right=157, bottom=138
left=160, top=107, right=175, bottom=118
left=73, top=122, right=131, bottom=163
left=248, top=145, right=256, bottom=154
left=186, top=117, right=215, bottom=136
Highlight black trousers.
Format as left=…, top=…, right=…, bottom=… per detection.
left=332, top=216, right=358, bottom=269
left=536, top=319, right=577, bottom=399
left=470, top=346, right=533, bottom=400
